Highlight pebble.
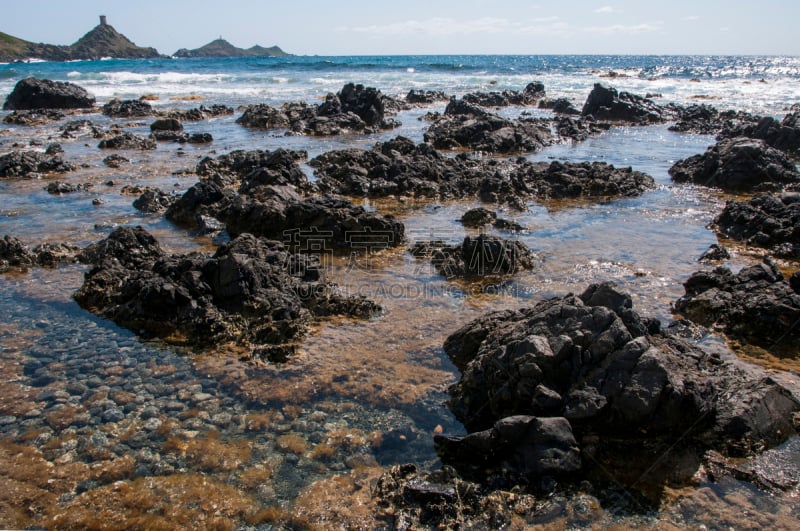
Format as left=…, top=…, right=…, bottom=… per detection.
left=140, top=405, right=160, bottom=419
left=0, top=415, right=17, bottom=425
left=102, top=408, right=125, bottom=422
left=143, top=418, right=163, bottom=431
left=191, top=392, right=214, bottom=404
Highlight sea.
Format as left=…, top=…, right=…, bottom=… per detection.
left=1, top=55, right=799, bottom=528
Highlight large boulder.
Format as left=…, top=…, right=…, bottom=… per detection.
left=674, top=259, right=800, bottom=351
left=411, top=235, right=535, bottom=279
left=581, top=83, right=666, bottom=123
left=74, top=227, right=380, bottom=356
left=669, top=137, right=800, bottom=192
left=437, top=282, right=800, bottom=484
left=718, top=113, right=800, bottom=157
left=712, top=193, right=800, bottom=258
left=3, top=77, right=95, bottom=110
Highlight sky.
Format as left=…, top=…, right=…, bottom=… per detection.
left=3, top=0, right=799, bottom=56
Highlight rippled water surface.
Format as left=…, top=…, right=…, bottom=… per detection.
left=1, top=56, right=799, bottom=528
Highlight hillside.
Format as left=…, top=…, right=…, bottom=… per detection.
left=173, top=38, right=289, bottom=58
left=0, top=17, right=160, bottom=62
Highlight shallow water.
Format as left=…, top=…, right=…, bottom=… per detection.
left=1, top=62, right=799, bottom=528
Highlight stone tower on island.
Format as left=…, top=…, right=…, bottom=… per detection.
left=99, top=15, right=107, bottom=26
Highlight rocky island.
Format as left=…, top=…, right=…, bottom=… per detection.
left=173, top=38, right=289, bottom=58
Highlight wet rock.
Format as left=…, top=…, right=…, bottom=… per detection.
left=698, top=244, right=731, bottom=262
left=674, top=259, right=800, bottom=351
left=98, top=132, right=157, bottom=150
left=424, top=98, right=555, bottom=153
left=3, top=108, right=66, bottom=125
left=718, top=112, right=800, bottom=157
left=103, top=154, right=130, bottom=168
left=1, top=236, right=79, bottom=271
left=237, top=83, right=400, bottom=135
left=581, top=83, right=667, bottom=124
left=311, top=137, right=654, bottom=209
left=31, top=242, right=81, bottom=267
left=187, top=133, right=213, bottom=144
left=195, top=147, right=308, bottom=187
left=440, top=281, right=800, bottom=484
left=3, top=77, right=95, bottom=110
left=712, top=193, right=800, bottom=257
left=150, top=118, right=183, bottom=132
left=74, top=228, right=382, bottom=351
left=0, top=150, right=75, bottom=178
left=461, top=82, right=546, bottom=107
left=669, top=137, right=800, bottom=192
left=133, top=188, right=178, bottom=214
left=460, top=207, right=497, bottom=228
left=46, top=181, right=91, bottom=194
left=411, top=235, right=535, bottom=279
left=405, top=89, right=450, bottom=105
left=553, top=116, right=612, bottom=143
left=538, top=97, right=581, bottom=115
left=165, top=104, right=234, bottom=122
left=668, top=104, right=749, bottom=135
left=102, top=99, right=153, bottom=118
left=60, top=119, right=109, bottom=139
left=0, top=235, right=36, bottom=272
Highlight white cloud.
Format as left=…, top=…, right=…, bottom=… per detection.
left=584, top=23, right=662, bottom=35
left=684, top=15, right=700, bottom=21
left=595, top=6, right=615, bottom=14
left=340, top=16, right=567, bottom=37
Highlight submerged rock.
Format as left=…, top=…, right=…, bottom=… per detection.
left=438, top=282, right=800, bottom=485
left=674, top=259, right=800, bottom=351
left=0, top=150, right=75, bottom=178
left=712, top=193, right=800, bottom=257
left=74, top=227, right=381, bottom=352
left=1, top=235, right=79, bottom=272
left=3, top=77, right=95, bottom=110
left=3, top=109, right=66, bottom=126
left=669, top=137, right=800, bottom=192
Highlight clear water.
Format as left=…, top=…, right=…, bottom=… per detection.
left=0, top=55, right=798, bottom=528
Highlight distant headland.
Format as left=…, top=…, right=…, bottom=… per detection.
left=0, top=16, right=290, bottom=62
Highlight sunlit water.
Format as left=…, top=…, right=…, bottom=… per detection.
left=1, top=55, right=799, bottom=528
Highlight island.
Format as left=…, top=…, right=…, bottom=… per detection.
left=173, top=38, right=290, bottom=58
left=0, top=16, right=160, bottom=62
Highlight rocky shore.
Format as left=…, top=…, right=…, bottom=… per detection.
left=1, top=74, right=800, bottom=528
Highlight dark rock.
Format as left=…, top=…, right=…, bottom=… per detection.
left=166, top=104, right=234, bottom=122
left=669, top=137, right=800, bottom=192
left=712, top=193, right=800, bottom=257
left=581, top=83, right=667, bottom=124
left=31, top=242, right=81, bottom=267
left=699, top=244, right=731, bottom=262
left=461, top=208, right=497, bottom=228
left=411, top=235, right=534, bottom=278
left=103, top=154, right=130, bottom=168
left=45, top=143, right=63, bottom=155
left=237, top=83, right=399, bottom=135
left=73, top=228, right=381, bottom=350
left=405, top=89, right=449, bottom=105
left=461, top=82, right=546, bottom=108
left=675, top=259, right=800, bottom=350
left=0, top=150, right=75, bottom=178
left=424, top=99, right=555, bottom=153
left=435, top=415, right=581, bottom=479
left=3, top=109, right=66, bottom=125
left=98, top=133, right=157, bottom=150
left=311, top=137, right=655, bottom=208
left=45, top=181, right=91, bottom=194
left=165, top=180, right=233, bottom=227
left=538, top=97, right=581, bottom=115
left=553, top=116, right=612, bottom=143
left=133, top=188, right=177, bottom=214
left=60, top=119, right=108, bottom=139
left=187, top=133, right=213, bottom=144
left=101, top=99, right=153, bottom=118
left=151, top=131, right=189, bottom=142
left=718, top=113, right=800, bottom=157
left=150, top=118, right=183, bottom=132
left=440, top=281, right=800, bottom=485
left=3, top=77, right=95, bottom=110
left=195, top=148, right=309, bottom=187
left=0, top=235, right=36, bottom=272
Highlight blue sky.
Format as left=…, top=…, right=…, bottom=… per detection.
left=4, top=0, right=799, bottom=55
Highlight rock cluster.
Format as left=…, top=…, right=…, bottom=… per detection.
left=436, top=282, right=800, bottom=486
left=581, top=83, right=668, bottom=124
left=719, top=112, right=800, bottom=158
left=1, top=235, right=80, bottom=272
left=236, top=83, right=400, bottom=135
left=675, top=260, right=800, bottom=351
left=101, top=99, right=154, bottom=118
left=712, top=193, right=800, bottom=257
left=423, top=99, right=555, bottom=153
left=3, top=77, right=95, bottom=110
left=3, top=109, right=67, bottom=126
left=310, top=137, right=655, bottom=209
left=0, top=150, right=75, bottom=178
left=460, top=81, right=546, bottom=107
left=669, top=137, right=800, bottom=192
left=74, top=227, right=381, bottom=356
left=98, top=133, right=157, bottom=151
